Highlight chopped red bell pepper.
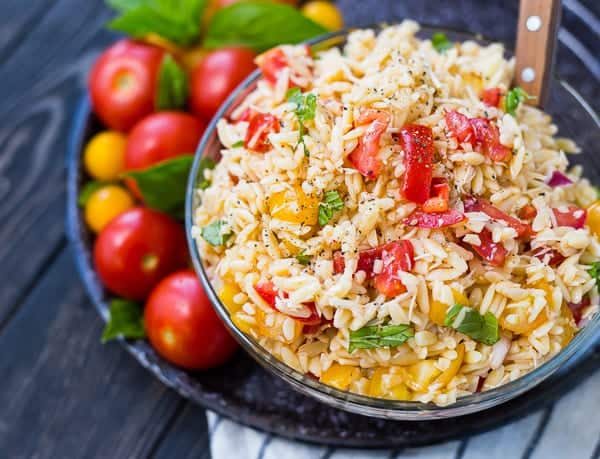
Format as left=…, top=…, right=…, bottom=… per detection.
left=422, top=178, right=450, bottom=213
left=445, top=111, right=511, bottom=162
left=403, top=208, right=466, bottom=228
left=348, top=109, right=391, bottom=180
left=532, top=246, right=565, bottom=267
left=400, top=124, right=434, bottom=204
left=481, top=88, right=502, bottom=107
left=254, top=281, right=321, bottom=325
left=463, top=196, right=531, bottom=238
left=373, top=240, right=415, bottom=297
left=465, top=228, right=507, bottom=266
left=568, top=296, right=590, bottom=326
left=245, top=113, right=280, bottom=152
left=256, top=46, right=310, bottom=88
left=552, top=206, right=587, bottom=229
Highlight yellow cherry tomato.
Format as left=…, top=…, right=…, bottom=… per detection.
left=586, top=200, right=600, bottom=238
left=269, top=185, right=320, bottom=226
left=301, top=1, right=344, bottom=31
left=85, top=185, right=135, bottom=233
left=84, top=131, right=127, bottom=181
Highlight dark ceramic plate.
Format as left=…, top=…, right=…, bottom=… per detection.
left=66, top=94, right=600, bottom=447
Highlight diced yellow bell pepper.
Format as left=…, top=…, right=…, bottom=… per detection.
left=368, top=367, right=386, bottom=397
left=231, top=313, right=254, bottom=335
left=435, top=343, right=465, bottom=387
left=462, top=72, right=483, bottom=94
left=269, top=185, right=320, bottom=226
left=320, top=364, right=361, bottom=391
left=387, top=383, right=411, bottom=401
left=218, top=282, right=241, bottom=314
left=587, top=200, right=600, bottom=238
left=430, top=289, right=469, bottom=326
left=406, top=360, right=442, bottom=392
left=560, top=305, right=576, bottom=347
left=500, top=304, right=548, bottom=335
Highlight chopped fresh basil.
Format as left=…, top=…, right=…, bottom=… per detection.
left=155, top=55, right=188, bottom=111
left=318, top=190, right=344, bottom=226
left=123, top=155, right=193, bottom=219
left=505, top=87, right=534, bottom=116
left=108, top=0, right=207, bottom=47
left=101, top=299, right=146, bottom=343
left=588, top=261, right=600, bottom=294
left=295, top=251, right=311, bottom=265
left=431, top=32, right=453, bottom=53
left=349, top=323, right=414, bottom=353
left=286, top=87, right=317, bottom=157
left=231, top=140, right=245, bottom=148
left=201, top=220, right=232, bottom=246
left=197, top=157, right=217, bottom=190
left=204, top=1, right=327, bottom=53
left=444, top=304, right=499, bottom=345
left=78, top=180, right=105, bottom=207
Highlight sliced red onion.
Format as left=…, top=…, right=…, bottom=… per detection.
left=546, top=170, right=573, bottom=187
left=490, top=336, right=511, bottom=369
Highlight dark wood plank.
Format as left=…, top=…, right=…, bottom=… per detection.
left=150, top=405, right=212, bottom=459
left=0, top=249, right=185, bottom=459
left=0, top=0, right=114, bottom=323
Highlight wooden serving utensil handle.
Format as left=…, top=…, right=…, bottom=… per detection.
left=514, top=0, right=562, bottom=107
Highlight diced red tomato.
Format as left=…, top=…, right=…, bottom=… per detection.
left=464, top=196, right=531, bottom=238
left=333, top=246, right=382, bottom=277
left=237, top=107, right=255, bottom=122
left=532, top=247, right=565, bottom=267
left=244, top=113, right=280, bottom=152
left=373, top=240, right=415, bottom=297
left=568, top=297, right=590, bottom=326
left=348, top=109, right=391, bottom=180
left=465, top=228, right=507, bottom=266
left=253, top=281, right=321, bottom=325
left=481, top=88, right=502, bottom=107
left=445, top=110, right=473, bottom=143
left=552, top=206, right=587, bottom=229
left=256, top=45, right=310, bottom=88
left=422, top=178, right=450, bottom=213
left=445, top=111, right=511, bottom=162
left=333, top=251, right=345, bottom=274
left=403, top=208, right=466, bottom=228
left=519, top=204, right=537, bottom=220
left=400, top=124, right=434, bottom=204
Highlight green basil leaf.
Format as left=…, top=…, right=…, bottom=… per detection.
left=156, top=55, right=188, bottom=111
left=295, top=251, right=311, bottom=265
left=197, top=157, right=217, bottom=190
left=349, top=323, right=414, bottom=353
left=108, top=0, right=208, bottom=47
left=431, top=32, right=453, bottom=53
left=318, top=190, right=344, bottom=226
left=286, top=88, right=317, bottom=157
left=78, top=180, right=105, bottom=207
left=232, top=140, right=245, bottom=148
left=204, top=1, right=327, bottom=53
left=444, top=304, right=499, bottom=345
left=201, top=220, right=232, bottom=246
left=588, top=261, right=600, bottom=294
left=505, top=87, right=535, bottom=116
left=124, top=155, right=194, bottom=219
left=101, top=299, right=146, bottom=343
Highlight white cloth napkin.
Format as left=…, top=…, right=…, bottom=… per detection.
left=208, top=369, right=600, bottom=459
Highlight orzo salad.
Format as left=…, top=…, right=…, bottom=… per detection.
left=193, top=21, right=600, bottom=406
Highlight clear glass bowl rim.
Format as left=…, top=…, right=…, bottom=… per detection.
left=186, top=24, right=600, bottom=420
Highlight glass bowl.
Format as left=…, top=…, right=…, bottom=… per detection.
left=186, top=25, right=600, bottom=420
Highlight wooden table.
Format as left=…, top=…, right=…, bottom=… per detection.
left=1, top=1, right=598, bottom=457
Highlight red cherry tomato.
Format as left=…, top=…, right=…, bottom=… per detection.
left=464, top=195, right=531, bottom=238
left=400, top=124, right=434, bottom=204
left=94, top=207, right=188, bottom=301
left=464, top=228, right=507, bottom=266
left=89, top=39, right=165, bottom=131
left=348, top=109, right=390, bottom=180
left=145, top=270, right=238, bottom=370
left=403, top=209, right=466, bottom=228
left=244, top=113, right=280, bottom=152
left=373, top=241, right=415, bottom=297
left=552, top=206, right=587, bottom=229
left=125, top=112, right=206, bottom=197
left=190, top=47, right=257, bottom=121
